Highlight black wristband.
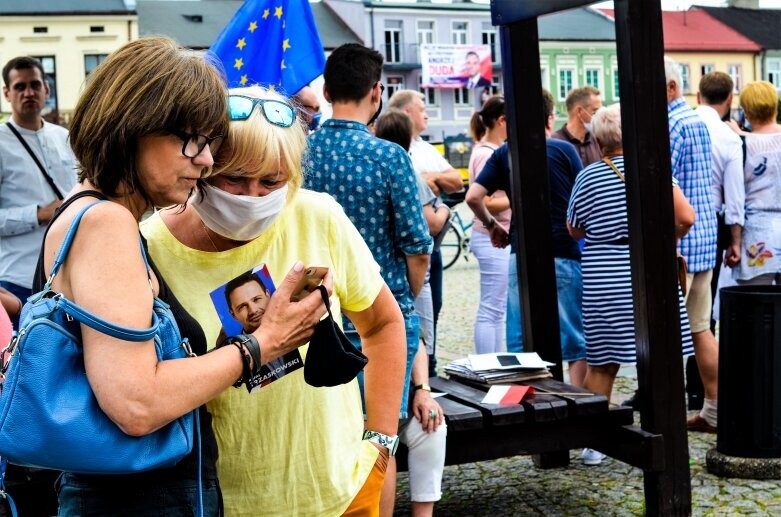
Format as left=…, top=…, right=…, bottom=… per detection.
left=236, top=334, right=262, bottom=378
left=217, top=336, right=251, bottom=388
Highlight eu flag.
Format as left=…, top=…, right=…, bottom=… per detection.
left=209, top=0, right=325, bottom=95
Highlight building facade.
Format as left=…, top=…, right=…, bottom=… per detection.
left=0, top=0, right=138, bottom=123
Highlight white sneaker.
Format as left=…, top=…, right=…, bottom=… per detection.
left=582, top=448, right=606, bottom=465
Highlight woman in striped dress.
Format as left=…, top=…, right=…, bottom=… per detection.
left=566, top=104, right=695, bottom=402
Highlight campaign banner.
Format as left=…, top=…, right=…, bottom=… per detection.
left=421, top=44, right=492, bottom=89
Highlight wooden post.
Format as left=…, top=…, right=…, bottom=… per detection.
left=613, top=0, right=692, bottom=514
left=499, top=19, right=563, bottom=381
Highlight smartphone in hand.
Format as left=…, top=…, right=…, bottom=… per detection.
left=290, top=266, right=328, bottom=302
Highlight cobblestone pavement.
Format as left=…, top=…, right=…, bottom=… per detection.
left=393, top=249, right=781, bottom=516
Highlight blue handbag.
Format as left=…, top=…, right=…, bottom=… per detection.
left=0, top=201, right=197, bottom=475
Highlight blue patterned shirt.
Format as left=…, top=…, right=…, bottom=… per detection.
left=668, top=97, right=717, bottom=272
left=305, top=119, right=432, bottom=327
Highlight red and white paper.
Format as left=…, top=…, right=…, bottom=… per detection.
left=481, top=385, right=534, bottom=405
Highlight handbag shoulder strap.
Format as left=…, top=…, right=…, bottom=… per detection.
left=603, top=157, right=625, bottom=183
left=5, top=121, right=65, bottom=200
left=40, top=200, right=161, bottom=341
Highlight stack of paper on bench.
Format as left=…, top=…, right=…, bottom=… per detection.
left=444, top=353, right=554, bottom=385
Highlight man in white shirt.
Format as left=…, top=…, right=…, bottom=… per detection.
left=388, top=90, right=463, bottom=375
left=685, top=71, right=744, bottom=433
left=1, top=56, right=77, bottom=325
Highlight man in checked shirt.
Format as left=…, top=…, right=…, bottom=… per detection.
left=664, top=56, right=719, bottom=434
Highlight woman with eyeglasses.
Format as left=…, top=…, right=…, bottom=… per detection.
left=140, top=85, right=405, bottom=515
left=36, top=38, right=328, bottom=515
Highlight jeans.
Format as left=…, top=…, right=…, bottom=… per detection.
left=56, top=474, right=222, bottom=516
left=470, top=231, right=510, bottom=354
left=0, top=281, right=31, bottom=330
left=505, top=256, right=586, bottom=361
left=348, top=314, right=420, bottom=419
left=415, top=272, right=434, bottom=355
left=428, top=250, right=443, bottom=376
left=399, top=417, right=447, bottom=502
left=506, top=253, right=523, bottom=352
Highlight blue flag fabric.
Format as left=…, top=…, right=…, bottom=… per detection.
left=209, top=0, right=325, bottom=95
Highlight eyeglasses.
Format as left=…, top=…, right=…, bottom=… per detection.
left=173, top=131, right=224, bottom=159
left=228, top=95, right=296, bottom=127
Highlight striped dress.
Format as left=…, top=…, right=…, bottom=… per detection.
left=566, top=156, right=694, bottom=366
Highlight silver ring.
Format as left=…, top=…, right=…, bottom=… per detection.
left=429, top=409, right=439, bottom=418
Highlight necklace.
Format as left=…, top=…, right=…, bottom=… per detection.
left=201, top=220, right=220, bottom=252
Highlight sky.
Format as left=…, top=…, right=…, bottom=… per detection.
left=594, top=0, right=781, bottom=8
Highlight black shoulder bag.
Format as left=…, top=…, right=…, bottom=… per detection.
left=5, top=122, right=64, bottom=200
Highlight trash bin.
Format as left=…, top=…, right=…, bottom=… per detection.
left=718, top=285, right=781, bottom=458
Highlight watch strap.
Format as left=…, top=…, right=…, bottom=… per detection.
left=413, top=383, right=431, bottom=392
left=363, top=430, right=399, bottom=456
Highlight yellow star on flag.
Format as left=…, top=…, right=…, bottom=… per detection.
left=280, top=60, right=286, bottom=70
left=236, top=38, right=246, bottom=50
left=274, top=6, right=283, bottom=19
left=282, top=39, right=291, bottom=52
left=248, top=21, right=258, bottom=32
left=234, top=58, right=244, bottom=70
left=240, top=74, right=248, bottom=86
left=269, top=84, right=276, bottom=92
left=262, top=9, right=270, bottom=19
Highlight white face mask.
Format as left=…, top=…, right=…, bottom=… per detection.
left=192, top=183, right=288, bottom=241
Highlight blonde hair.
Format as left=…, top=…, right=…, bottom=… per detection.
left=212, top=85, right=306, bottom=197
left=387, top=89, right=425, bottom=111
left=69, top=37, right=228, bottom=201
left=740, top=81, right=778, bottom=125
left=591, top=104, right=622, bottom=153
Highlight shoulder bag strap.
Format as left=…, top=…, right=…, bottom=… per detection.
left=43, top=200, right=161, bottom=341
left=603, top=157, right=625, bottom=183
left=5, top=122, right=65, bottom=200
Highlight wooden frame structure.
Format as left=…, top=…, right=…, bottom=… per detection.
left=492, top=0, right=692, bottom=514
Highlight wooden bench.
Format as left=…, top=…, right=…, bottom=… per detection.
left=397, top=376, right=664, bottom=472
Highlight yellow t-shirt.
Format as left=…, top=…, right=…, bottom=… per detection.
left=141, top=189, right=384, bottom=516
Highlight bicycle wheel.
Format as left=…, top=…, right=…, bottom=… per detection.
left=440, top=225, right=462, bottom=270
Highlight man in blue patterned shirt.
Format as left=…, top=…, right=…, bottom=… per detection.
left=665, top=57, right=719, bottom=434
left=305, top=43, right=432, bottom=418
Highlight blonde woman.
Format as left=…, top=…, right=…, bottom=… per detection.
left=35, top=38, right=326, bottom=515
left=141, top=85, right=406, bottom=515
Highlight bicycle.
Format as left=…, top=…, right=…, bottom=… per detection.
left=439, top=197, right=473, bottom=270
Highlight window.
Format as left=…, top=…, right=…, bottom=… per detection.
left=768, top=59, right=781, bottom=88
left=612, top=65, right=620, bottom=100
left=386, top=76, right=405, bottom=99
left=33, top=27, right=48, bottom=34
left=585, top=68, right=601, bottom=90
left=490, top=75, right=502, bottom=95
left=451, top=21, right=469, bottom=45
left=679, top=64, right=691, bottom=94
left=32, top=56, right=57, bottom=112
left=90, top=26, right=105, bottom=33
left=540, top=67, right=549, bottom=91
left=84, top=54, right=108, bottom=77
left=454, top=87, right=471, bottom=106
left=417, top=20, right=434, bottom=46
left=481, top=22, right=498, bottom=63
left=418, top=76, right=440, bottom=117
left=557, top=67, right=575, bottom=101
left=701, top=64, right=714, bottom=77
left=384, top=20, right=403, bottom=64
left=728, top=64, right=742, bottom=93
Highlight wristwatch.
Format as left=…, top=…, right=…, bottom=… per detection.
left=484, top=217, right=497, bottom=230
left=413, top=383, right=431, bottom=393
left=363, top=430, right=399, bottom=456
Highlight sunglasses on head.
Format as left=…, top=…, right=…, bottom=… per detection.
left=228, top=95, right=296, bottom=127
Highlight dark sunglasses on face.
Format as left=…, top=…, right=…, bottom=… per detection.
left=228, top=95, right=296, bottom=127
left=173, top=131, right=224, bottom=159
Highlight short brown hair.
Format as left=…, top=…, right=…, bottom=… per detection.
left=542, top=89, right=555, bottom=126
left=740, top=81, right=778, bottom=125
left=2, top=56, right=45, bottom=87
left=69, top=37, right=228, bottom=201
left=374, top=109, right=413, bottom=152
left=698, top=72, right=733, bottom=105
left=565, top=86, right=600, bottom=113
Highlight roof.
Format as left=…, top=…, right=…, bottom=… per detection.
left=138, top=0, right=359, bottom=50
left=0, top=0, right=133, bottom=15
left=695, top=5, right=781, bottom=50
left=361, top=0, right=490, bottom=12
left=601, top=8, right=761, bottom=52
left=539, top=7, right=615, bottom=41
